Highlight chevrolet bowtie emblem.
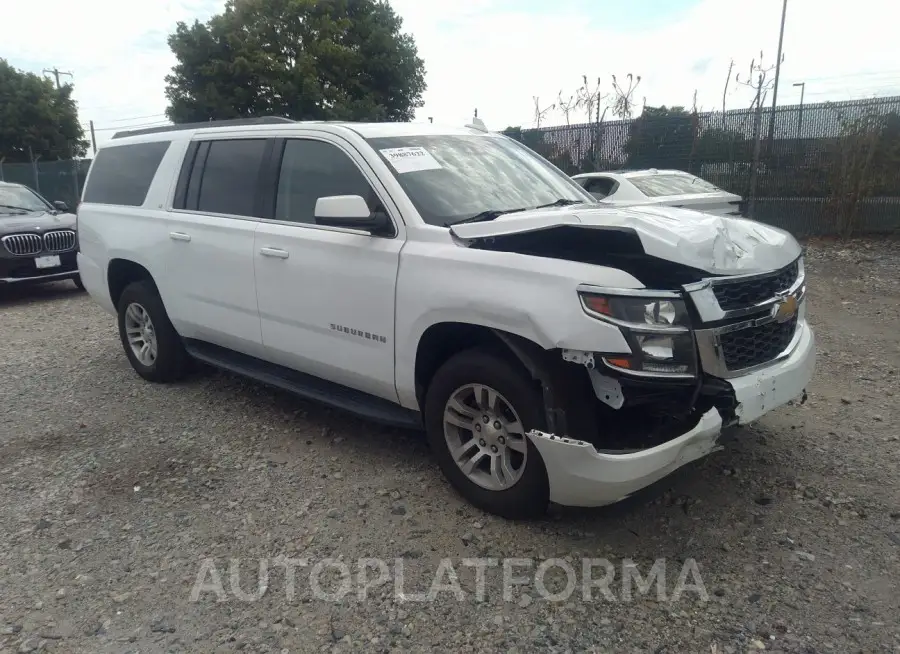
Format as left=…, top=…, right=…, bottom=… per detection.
left=773, top=294, right=798, bottom=323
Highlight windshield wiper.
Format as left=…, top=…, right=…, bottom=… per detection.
left=534, top=198, right=583, bottom=209
left=445, top=199, right=584, bottom=227
left=0, top=204, right=33, bottom=213
left=444, top=208, right=527, bottom=227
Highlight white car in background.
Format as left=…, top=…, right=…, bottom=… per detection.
left=572, top=169, right=746, bottom=217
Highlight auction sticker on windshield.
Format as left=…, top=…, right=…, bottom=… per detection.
left=379, top=147, right=443, bottom=174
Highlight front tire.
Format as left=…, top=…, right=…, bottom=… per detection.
left=117, top=280, right=188, bottom=383
left=72, top=274, right=85, bottom=291
left=424, top=348, right=550, bottom=519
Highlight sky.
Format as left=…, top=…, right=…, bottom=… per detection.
left=2, top=0, right=898, bottom=152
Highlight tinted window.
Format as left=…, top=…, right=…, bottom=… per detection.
left=275, top=139, right=378, bottom=224
left=366, top=135, right=592, bottom=227
left=582, top=177, right=616, bottom=199
left=628, top=174, right=722, bottom=197
left=197, top=139, right=268, bottom=217
left=83, top=141, right=171, bottom=206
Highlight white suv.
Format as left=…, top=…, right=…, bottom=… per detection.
left=76, top=116, right=815, bottom=519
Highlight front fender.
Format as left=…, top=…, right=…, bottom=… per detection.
left=394, top=242, right=637, bottom=409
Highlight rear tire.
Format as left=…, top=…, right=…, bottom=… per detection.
left=424, top=348, right=550, bottom=519
left=117, top=280, right=189, bottom=383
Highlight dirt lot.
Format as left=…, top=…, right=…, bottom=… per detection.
left=1, top=239, right=899, bottom=654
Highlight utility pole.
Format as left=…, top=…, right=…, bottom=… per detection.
left=89, top=120, right=98, bottom=155
left=42, top=68, right=75, bottom=160
left=737, top=55, right=776, bottom=219
left=43, top=67, right=73, bottom=90
left=766, top=0, right=788, bottom=149
left=793, top=81, right=805, bottom=146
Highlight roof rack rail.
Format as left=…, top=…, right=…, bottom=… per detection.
left=111, top=116, right=295, bottom=140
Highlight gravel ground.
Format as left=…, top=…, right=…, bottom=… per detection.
left=1, top=239, right=899, bottom=654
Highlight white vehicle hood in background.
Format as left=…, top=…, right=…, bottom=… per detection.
left=450, top=204, right=800, bottom=276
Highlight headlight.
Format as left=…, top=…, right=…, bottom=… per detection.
left=579, top=291, right=697, bottom=378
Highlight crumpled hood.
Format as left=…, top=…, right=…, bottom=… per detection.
left=450, top=203, right=800, bottom=275
left=0, top=211, right=76, bottom=233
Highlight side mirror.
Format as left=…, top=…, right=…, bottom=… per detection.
left=53, top=200, right=69, bottom=212
left=314, top=195, right=391, bottom=235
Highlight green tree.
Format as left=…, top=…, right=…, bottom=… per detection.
left=694, top=127, right=751, bottom=164
left=624, top=106, right=696, bottom=170
left=165, top=0, right=426, bottom=124
left=0, top=59, right=88, bottom=162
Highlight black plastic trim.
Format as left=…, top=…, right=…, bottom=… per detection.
left=173, top=141, right=200, bottom=210
left=252, top=138, right=277, bottom=220
left=258, top=137, right=286, bottom=221
left=183, top=339, right=423, bottom=430
left=183, top=142, right=210, bottom=211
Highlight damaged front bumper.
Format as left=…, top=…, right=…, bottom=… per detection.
left=527, top=321, right=815, bottom=508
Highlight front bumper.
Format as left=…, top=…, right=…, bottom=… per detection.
left=0, top=252, right=79, bottom=285
left=528, top=321, right=815, bottom=508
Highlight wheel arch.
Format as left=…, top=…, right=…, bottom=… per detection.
left=412, top=321, right=587, bottom=436
left=107, top=258, right=155, bottom=310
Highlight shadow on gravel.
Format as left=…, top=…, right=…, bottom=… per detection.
left=164, top=359, right=785, bottom=537
left=0, top=280, right=84, bottom=307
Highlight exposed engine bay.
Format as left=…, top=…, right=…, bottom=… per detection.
left=467, top=225, right=714, bottom=289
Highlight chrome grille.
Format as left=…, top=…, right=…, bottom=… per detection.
left=42, top=229, right=76, bottom=253
left=2, top=233, right=43, bottom=256
left=720, top=316, right=798, bottom=370
left=688, top=257, right=806, bottom=378
left=712, top=260, right=800, bottom=311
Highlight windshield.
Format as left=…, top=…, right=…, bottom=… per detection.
left=0, top=184, right=51, bottom=214
left=628, top=173, right=723, bottom=198
left=366, top=134, right=594, bottom=226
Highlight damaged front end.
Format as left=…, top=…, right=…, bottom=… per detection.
left=528, top=317, right=813, bottom=508
left=523, top=265, right=815, bottom=507
left=452, top=203, right=815, bottom=507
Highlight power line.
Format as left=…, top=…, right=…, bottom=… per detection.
left=789, top=70, right=900, bottom=84
left=91, top=120, right=172, bottom=132
left=110, top=113, right=167, bottom=123
left=81, top=114, right=167, bottom=130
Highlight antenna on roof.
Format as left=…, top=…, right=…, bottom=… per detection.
left=465, top=110, right=488, bottom=133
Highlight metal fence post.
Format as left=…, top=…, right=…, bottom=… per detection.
left=28, top=147, right=41, bottom=193
left=71, top=158, right=80, bottom=205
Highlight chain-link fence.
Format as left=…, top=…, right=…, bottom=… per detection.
left=0, top=158, right=91, bottom=210
left=3, top=96, right=899, bottom=237
left=505, top=95, right=900, bottom=237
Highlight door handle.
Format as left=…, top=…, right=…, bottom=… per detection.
left=259, top=247, right=289, bottom=259
left=169, top=232, right=191, bottom=242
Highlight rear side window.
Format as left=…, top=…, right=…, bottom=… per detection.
left=195, top=139, right=268, bottom=217
left=629, top=174, right=721, bottom=197
left=82, top=141, right=171, bottom=206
